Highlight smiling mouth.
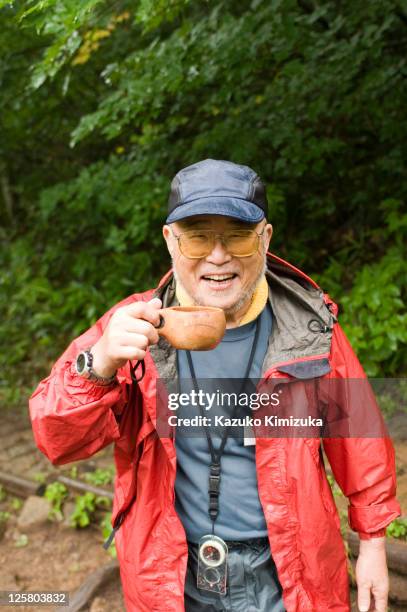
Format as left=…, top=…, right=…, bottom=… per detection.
left=201, top=274, right=237, bottom=282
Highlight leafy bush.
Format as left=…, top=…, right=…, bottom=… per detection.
left=0, top=0, right=406, bottom=408
left=386, top=517, right=407, bottom=540
left=44, top=482, right=68, bottom=521
left=83, top=467, right=115, bottom=487
left=69, top=492, right=110, bottom=528
left=316, top=198, right=407, bottom=376
left=0, top=511, right=10, bottom=523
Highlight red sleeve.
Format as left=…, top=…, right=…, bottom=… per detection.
left=358, top=529, right=386, bottom=540
left=29, top=306, right=131, bottom=466
left=321, top=322, right=401, bottom=538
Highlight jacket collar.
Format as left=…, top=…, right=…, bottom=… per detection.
left=149, top=252, right=336, bottom=380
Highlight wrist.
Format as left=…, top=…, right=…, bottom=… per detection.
left=358, top=528, right=387, bottom=541
left=75, top=348, right=117, bottom=385
left=359, top=535, right=386, bottom=552
left=90, top=343, right=117, bottom=379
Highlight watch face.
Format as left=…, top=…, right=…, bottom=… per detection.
left=77, top=353, right=86, bottom=373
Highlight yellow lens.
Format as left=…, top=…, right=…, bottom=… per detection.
left=180, top=231, right=212, bottom=258
left=179, top=229, right=259, bottom=258
left=225, top=230, right=258, bottom=256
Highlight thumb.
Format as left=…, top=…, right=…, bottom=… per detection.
left=358, top=586, right=371, bottom=612
left=148, top=297, right=162, bottom=309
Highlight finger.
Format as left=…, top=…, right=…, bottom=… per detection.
left=125, top=327, right=160, bottom=346
left=125, top=297, right=162, bottom=312
left=117, top=323, right=160, bottom=348
left=122, top=318, right=160, bottom=343
left=358, top=586, right=371, bottom=612
left=147, top=297, right=162, bottom=309
left=114, top=345, right=147, bottom=362
left=120, top=332, right=150, bottom=350
left=125, top=300, right=162, bottom=326
left=372, top=590, right=388, bottom=612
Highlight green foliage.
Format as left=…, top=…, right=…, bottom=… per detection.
left=316, top=198, right=407, bottom=376
left=374, top=379, right=407, bottom=420
left=0, top=511, right=10, bottom=523
left=326, top=473, right=344, bottom=499
left=386, top=517, right=407, bottom=540
left=69, top=492, right=110, bottom=528
left=69, top=492, right=97, bottom=528
left=44, top=482, right=68, bottom=520
left=83, top=467, right=114, bottom=486
left=14, top=533, right=28, bottom=547
left=11, top=497, right=23, bottom=511
left=0, top=0, right=406, bottom=405
left=100, top=511, right=117, bottom=558
left=69, top=466, right=78, bottom=479
left=0, top=485, right=7, bottom=502
left=33, top=472, right=47, bottom=485
left=339, top=251, right=406, bottom=376
left=135, top=0, right=191, bottom=33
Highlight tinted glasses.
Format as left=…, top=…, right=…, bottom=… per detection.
left=170, top=224, right=266, bottom=259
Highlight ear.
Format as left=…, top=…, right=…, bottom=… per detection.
left=162, top=224, right=174, bottom=256
left=263, top=223, right=273, bottom=252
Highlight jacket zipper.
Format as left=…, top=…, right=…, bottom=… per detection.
left=102, top=436, right=147, bottom=550
left=103, top=508, right=127, bottom=550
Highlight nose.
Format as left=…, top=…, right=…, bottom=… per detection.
left=205, top=236, right=232, bottom=265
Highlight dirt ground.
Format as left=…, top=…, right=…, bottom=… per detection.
left=0, top=407, right=405, bottom=611
left=0, top=469, right=405, bottom=612
left=394, top=441, right=407, bottom=512
left=0, top=517, right=125, bottom=612
left=0, top=514, right=405, bottom=612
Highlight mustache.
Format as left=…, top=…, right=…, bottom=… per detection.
left=171, top=257, right=267, bottom=315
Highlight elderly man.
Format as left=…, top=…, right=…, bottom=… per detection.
left=29, top=159, right=400, bottom=612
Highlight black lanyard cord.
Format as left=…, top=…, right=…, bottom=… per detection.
left=185, top=315, right=261, bottom=534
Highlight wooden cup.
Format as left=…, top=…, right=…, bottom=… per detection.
left=156, top=306, right=226, bottom=350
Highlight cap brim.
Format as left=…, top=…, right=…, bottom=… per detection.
left=165, top=197, right=265, bottom=224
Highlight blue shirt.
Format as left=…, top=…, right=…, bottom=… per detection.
left=174, top=304, right=273, bottom=543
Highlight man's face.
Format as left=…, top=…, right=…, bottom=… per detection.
left=162, top=215, right=273, bottom=316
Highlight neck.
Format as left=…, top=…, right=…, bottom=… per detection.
left=224, top=295, right=253, bottom=329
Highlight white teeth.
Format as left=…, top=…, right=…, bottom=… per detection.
left=203, top=274, right=235, bottom=281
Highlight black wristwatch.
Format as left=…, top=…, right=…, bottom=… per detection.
left=75, top=348, right=117, bottom=386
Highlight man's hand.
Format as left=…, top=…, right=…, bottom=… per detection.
left=91, top=297, right=162, bottom=377
left=356, top=536, right=388, bottom=612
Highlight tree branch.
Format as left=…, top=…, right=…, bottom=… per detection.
left=0, top=163, right=16, bottom=227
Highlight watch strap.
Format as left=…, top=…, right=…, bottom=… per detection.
left=76, top=349, right=117, bottom=386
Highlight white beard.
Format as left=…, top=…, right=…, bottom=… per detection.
left=171, top=257, right=267, bottom=317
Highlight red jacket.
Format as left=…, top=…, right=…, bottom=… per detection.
left=29, top=253, right=401, bottom=611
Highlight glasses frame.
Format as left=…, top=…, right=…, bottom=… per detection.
left=169, top=222, right=267, bottom=259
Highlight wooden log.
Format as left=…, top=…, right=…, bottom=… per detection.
left=347, top=530, right=407, bottom=576
left=0, top=470, right=43, bottom=497
left=54, top=560, right=119, bottom=612
left=56, top=475, right=113, bottom=501
left=0, top=471, right=113, bottom=504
